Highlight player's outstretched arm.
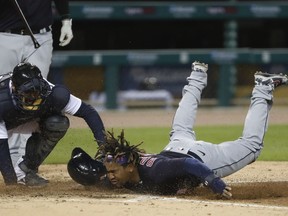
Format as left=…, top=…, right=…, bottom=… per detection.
left=155, top=157, right=232, bottom=198
left=183, top=158, right=233, bottom=198
left=222, top=186, right=232, bottom=199
left=204, top=174, right=232, bottom=199
left=73, top=102, right=105, bottom=145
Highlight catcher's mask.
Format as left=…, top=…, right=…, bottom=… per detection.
left=12, top=62, right=51, bottom=111
left=67, top=147, right=106, bottom=186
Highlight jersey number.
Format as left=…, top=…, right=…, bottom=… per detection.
left=139, top=157, right=157, bottom=167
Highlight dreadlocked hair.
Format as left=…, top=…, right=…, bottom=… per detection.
left=96, top=130, right=144, bottom=165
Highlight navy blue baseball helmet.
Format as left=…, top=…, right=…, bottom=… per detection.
left=67, top=147, right=106, bottom=186
left=12, top=62, right=51, bottom=111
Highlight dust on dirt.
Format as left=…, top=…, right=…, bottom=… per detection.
left=0, top=162, right=287, bottom=216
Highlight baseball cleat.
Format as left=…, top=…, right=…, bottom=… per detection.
left=254, top=71, right=288, bottom=89
left=17, top=161, right=49, bottom=187
left=192, top=61, right=208, bottom=73
left=17, top=172, right=49, bottom=187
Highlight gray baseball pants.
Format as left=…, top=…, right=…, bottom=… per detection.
left=0, top=32, right=53, bottom=166
left=164, top=69, right=273, bottom=177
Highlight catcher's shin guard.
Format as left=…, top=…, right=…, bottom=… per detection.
left=23, top=115, right=70, bottom=170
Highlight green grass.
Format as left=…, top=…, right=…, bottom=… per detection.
left=44, top=125, right=288, bottom=164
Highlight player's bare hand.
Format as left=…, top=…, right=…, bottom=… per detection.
left=59, top=19, right=73, bottom=46
left=221, top=186, right=232, bottom=199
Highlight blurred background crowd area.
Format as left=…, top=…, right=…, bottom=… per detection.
left=48, top=0, right=288, bottom=110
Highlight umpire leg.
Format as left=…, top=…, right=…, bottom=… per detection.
left=17, top=115, right=70, bottom=185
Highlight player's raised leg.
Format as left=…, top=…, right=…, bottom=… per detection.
left=209, top=71, right=288, bottom=177
left=169, top=61, right=208, bottom=141
left=241, top=72, right=288, bottom=149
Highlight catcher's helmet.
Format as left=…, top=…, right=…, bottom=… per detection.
left=67, top=147, right=106, bottom=186
left=12, top=62, right=51, bottom=111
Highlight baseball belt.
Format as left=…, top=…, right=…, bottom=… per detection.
left=1, top=26, right=51, bottom=35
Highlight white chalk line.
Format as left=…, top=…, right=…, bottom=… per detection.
left=57, top=195, right=288, bottom=211
left=226, top=180, right=288, bottom=184
left=4, top=195, right=288, bottom=211
left=132, top=196, right=288, bottom=211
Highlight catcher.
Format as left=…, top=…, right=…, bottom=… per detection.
left=68, top=61, right=288, bottom=198
left=0, top=62, right=105, bottom=186
left=1, top=0, right=73, bottom=168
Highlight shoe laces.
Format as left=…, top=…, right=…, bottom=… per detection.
left=255, top=72, right=288, bottom=89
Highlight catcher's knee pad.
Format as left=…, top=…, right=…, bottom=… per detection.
left=41, top=115, right=70, bottom=142
left=24, top=115, right=70, bottom=170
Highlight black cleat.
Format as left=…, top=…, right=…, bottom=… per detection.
left=17, top=162, right=48, bottom=187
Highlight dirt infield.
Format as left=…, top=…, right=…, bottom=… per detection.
left=0, top=162, right=287, bottom=216
left=0, top=107, right=288, bottom=216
